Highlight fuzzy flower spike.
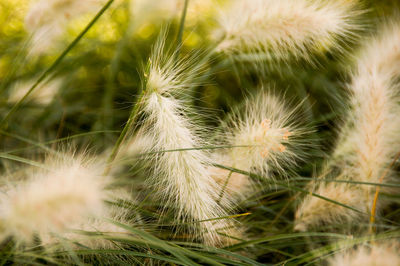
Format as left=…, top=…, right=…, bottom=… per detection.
left=134, top=34, right=237, bottom=246
left=211, top=90, right=311, bottom=204
left=295, top=22, right=400, bottom=231
left=0, top=153, right=110, bottom=245
left=224, top=91, right=308, bottom=177
left=215, top=0, right=363, bottom=62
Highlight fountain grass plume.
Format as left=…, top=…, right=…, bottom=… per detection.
left=220, top=90, right=310, bottom=177
left=131, top=32, right=239, bottom=246
left=295, top=22, right=400, bottom=231
left=215, top=0, right=363, bottom=62
left=0, top=152, right=111, bottom=245
left=210, top=90, right=312, bottom=206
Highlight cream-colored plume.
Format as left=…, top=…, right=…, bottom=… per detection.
left=129, top=35, right=237, bottom=246
left=210, top=91, right=310, bottom=206
left=215, top=0, right=362, bottom=61
left=295, top=23, right=400, bottom=231
left=0, top=153, right=110, bottom=245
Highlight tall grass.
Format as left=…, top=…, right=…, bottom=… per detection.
left=0, top=0, right=399, bottom=265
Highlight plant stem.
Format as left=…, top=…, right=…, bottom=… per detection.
left=103, top=92, right=145, bottom=176
left=174, top=0, right=189, bottom=60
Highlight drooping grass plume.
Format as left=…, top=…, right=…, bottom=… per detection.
left=214, top=0, right=363, bottom=61
left=210, top=91, right=311, bottom=205
left=127, top=34, right=238, bottom=246
left=0, top=153, right=111, bottom=245
left=25, top=0, right=103, bottom=54
left=328, top=240, right=400, bottom=266
left=295, top=22, right=400, bottom=231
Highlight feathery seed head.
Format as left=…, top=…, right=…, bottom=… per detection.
left=0, top=153, right=110, bottom=245
left=135, top=34, right=237, bottom=246
left=141, top=93, right=235, bottom=246
left=215, top=0, right=363, bottom=61
left=8, top=77, right=62, bottom=105
left=40, top=188, right=138, bottom=250
left=221, top=91, right=310, bottom=177
left=295, top=22, right=400, bottom=231
left=333, top=23, right=400, bottom=184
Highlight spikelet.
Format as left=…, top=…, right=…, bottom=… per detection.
left=0, top=153, right=110, bottom=245
left=131, top=35, right=237, bottom=246
left=215, top=0, right=362, bottom=61
left=338, top=23, right=400, bottom=185
left=295, top=23, right=400, bottom=231
left=328, top=241, right=400, bottom=266
left=25, top=0, right=103, bottom=54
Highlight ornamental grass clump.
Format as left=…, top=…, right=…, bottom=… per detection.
left=2, top=0, right=400, bottom=264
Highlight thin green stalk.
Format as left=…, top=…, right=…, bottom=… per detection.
left=103, top=92, right=145, bottom=175
left=175, top=0, right=190, bottom=60
left=0, top=0, right=114, bottom=129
